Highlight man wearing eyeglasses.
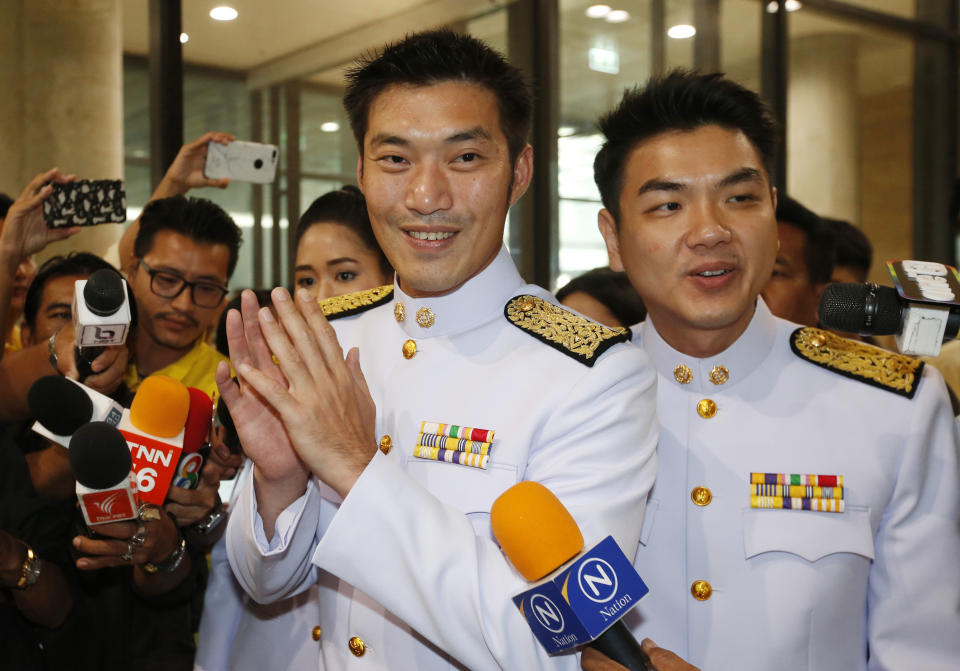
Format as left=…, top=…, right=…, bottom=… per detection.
left=124, top=194, right=241, bottom=399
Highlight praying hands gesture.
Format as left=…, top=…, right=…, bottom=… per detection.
left=215, top=288, right=377, bottom=536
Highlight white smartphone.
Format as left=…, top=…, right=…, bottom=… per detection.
left=204, top=140, right=279, bottom=184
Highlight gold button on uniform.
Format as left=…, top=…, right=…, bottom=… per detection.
left=379, top=435, right=392, bottom=455
left=402, top=339, right=417, bottom=359
left=709, top=365, right=729, bottom=385
left=416, top=307, right=435, bottom=328
left=348, top=636, right=366, bottom=657
left=311, top=626, right=322, bottom=641
left=691, top=580, right=712, bottom=601
left=691, top=486, right=712, bottom=506
left=673, top=364, right=693, bottom=384
left=697, top=399, right=717, bottom=418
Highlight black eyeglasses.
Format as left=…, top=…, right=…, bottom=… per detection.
left=137, top=258, right=229, bottom=308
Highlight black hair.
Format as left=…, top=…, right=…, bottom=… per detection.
left=0, top=192, right=13, bottom=219
left=823, top=217, right=872, bottom=282
left=23, top=252, right=116, bottom=329
left=776, top=195, right=834, bottom=285
left=295, top=185, right=392, bottom=277
left=556, top=267, right=647, bottom=328
left=134, top=196, right=243, bottom=278
left=343, top=29, right=532, bottom=163
left=594, top=70, right=779, bottom=223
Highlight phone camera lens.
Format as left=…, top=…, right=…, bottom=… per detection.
left=254, top=159, right=264, bottom=170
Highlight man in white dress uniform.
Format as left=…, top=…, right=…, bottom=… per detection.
left=217, top=31, right=659, bottom=670
left=588, top=71, right=960, bottom=671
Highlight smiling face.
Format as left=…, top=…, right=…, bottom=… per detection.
left=294, top=222, right=392, bottom=301
left=598, top=125, right=778, bottom=357
left=357, top=81, right=532, bottom=298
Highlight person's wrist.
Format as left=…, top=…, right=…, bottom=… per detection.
left=156, top=173, right=189, bottom=198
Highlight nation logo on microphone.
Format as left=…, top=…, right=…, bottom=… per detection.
left=513, top=536, right=649, bottom=654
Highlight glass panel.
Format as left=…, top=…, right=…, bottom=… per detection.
left=721, top=0, right=762, bottom=91
left=557, top=0, right=657, bottom=289
left=301, top=87, right=356, bottom=180
left=787, top=9, right=914, bottom=284
left=664, top=0, right=695, bottom=70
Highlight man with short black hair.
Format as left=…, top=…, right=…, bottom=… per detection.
left=222, top=29, right=658, bottom=670
left=124, top=194, right=241, bottom=399
left=20, top=252, right=116, bottom=348
left=594, top=70, right=959, bottom=670
left=761, top=195, right=834, bottom=326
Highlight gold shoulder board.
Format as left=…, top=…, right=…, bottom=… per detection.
left=790, top=327, right=924, bottom=399
left=318, top=285, right=394, bottom=321
left=504, top=295, right=630, bottom=367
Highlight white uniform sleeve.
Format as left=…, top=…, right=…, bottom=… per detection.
left=867, top=367, right=960, bottom=670
left=225, top=474, right=323, bottom=604
left=314, top=346, right=659, bottom=670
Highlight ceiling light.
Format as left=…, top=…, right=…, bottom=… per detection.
left=320, top=121, right=340, bottom=133
left=558, top=126, right=576, bottom=137
left=585, top=5, right=611, bottom=19
left=667, top=24, right=696, bottom=39
left=209, top=6, right=238, bottom=21
left=766, top=0, right=802, bottom=11
left=605, top=9, right=630, bottom=23
left=179, top=32, right=189, bottom=44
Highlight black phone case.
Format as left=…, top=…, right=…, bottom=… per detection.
left=43, top=179, right=127, bottom=227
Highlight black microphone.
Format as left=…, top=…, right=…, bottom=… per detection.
left=74, top=268, right=133, bottom=380
left=29, top=374, right=93, bottom=436
left=28, top=375, right=125, bottom=446
left=819, top=282, right=960, bottom=355
left=70, top=421, right=140, bottom=526
left=491, top=482, right=653, bottom=670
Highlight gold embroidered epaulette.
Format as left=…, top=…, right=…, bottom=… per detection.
left=790, top=327, right=924, bottom=399
left=504, top=295, right=630, bottom=367
left=318, top=285, right=393, bottom=321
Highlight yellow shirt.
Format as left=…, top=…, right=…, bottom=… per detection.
left=124, top=340, right=230, bottom=400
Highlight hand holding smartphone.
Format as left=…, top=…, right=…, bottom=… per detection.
left=43, top=179, right=126, bottom=228
left=203, top=140, right=279, bottom=184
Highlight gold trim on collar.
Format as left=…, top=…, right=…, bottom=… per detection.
left=318, top=285, right=394, bottom=321
left=504, top=295, right=630, bottom=367
left=790, top=327, right=924, bottom=399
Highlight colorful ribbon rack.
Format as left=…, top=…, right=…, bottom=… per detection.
left=749, top=472, right=845, bottom=513
left=414, top=422, right=495, bottom=469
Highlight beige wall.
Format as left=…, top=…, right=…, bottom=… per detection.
left=1, top=0, right=125, bottom=264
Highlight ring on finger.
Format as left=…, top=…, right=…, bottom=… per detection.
left=120, top=542, right=135, bottom=562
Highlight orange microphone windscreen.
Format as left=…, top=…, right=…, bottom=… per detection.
left=490, top=481, right=584, bottom=582
left=129, top=375, right=190, bottom=437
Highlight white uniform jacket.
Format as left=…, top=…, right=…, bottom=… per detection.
left=627, top=300, right=960, bottom=670
left=195, top=461, right=323, bottom=671
left=226, top=247, right=659, bottom=670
